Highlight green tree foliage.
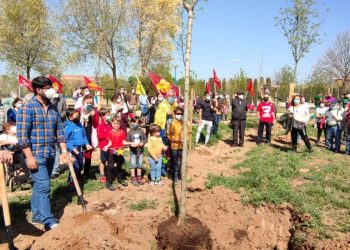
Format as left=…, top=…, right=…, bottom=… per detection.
left=0, top=0, right=62, bottom=79
left=275, top=0, right=325, bottom=80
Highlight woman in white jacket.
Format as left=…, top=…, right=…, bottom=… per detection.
left=288, top=95, right=312, bottom=152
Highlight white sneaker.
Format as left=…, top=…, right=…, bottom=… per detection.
left=154, top=181, right=160, bottom=185
left=158, top=180, right=164, bottom=185
left=149, top=181, right=155, bottom=186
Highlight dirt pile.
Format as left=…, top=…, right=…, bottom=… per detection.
left=187, top=186, right=292, bottom=250
left=157, top=216, right=212, bottom=250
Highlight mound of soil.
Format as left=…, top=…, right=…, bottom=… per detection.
left=157, top=216, right=212, bottom=250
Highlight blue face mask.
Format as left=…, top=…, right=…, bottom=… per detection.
left=168, top=97, right=176, bottom=104
left=132, top=124, right=139, bottom=129
left=84, top=104, right=93, bottom=112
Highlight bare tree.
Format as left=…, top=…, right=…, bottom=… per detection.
left=314, top=31, right=350, bottom=95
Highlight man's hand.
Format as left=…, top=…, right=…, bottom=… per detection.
left=163, top=146, right=168, bottom=150
left=86, top=145, right=93, bottom=151
left=73, top=148, right=79, bottom=154
left=273, top=119, right=276, bottom=125
left=60, top=152, right=75, bottom=164
left=90, top=110, right=96, bottom=116
left=103, top=146, right=109, bottom=152
left=0, top=151, right=13, bottom=165
left=26, top=156, right=38, bottom=170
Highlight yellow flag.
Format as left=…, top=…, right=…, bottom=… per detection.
left=136, top=76, right=146, bottom=95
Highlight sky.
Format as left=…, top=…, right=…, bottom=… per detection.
left=0, top=0, right=349, bottom=83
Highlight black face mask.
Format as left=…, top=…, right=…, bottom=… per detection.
left=263, top=97, right=269, bottom=102
left=73, top=117, right=80, bottom=123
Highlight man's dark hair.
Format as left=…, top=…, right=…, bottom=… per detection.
left=204, top=91, right=210, bottom=96
left=99, top=107, right=109, bottom=117
left=31, top=76, right=52, bottom=95
left=66, top=108, right=78, bottom=119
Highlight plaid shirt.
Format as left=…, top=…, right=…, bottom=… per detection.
left=16, top=96, right=66, bottom=158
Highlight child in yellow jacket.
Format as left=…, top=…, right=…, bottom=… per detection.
left=168, top=107, right=184, bottom=183
left=147, top=124, right=168, bottom=185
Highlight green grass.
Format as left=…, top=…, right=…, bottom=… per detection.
left=206, top=145, right=350, bottom=238
left=128, top=198, right=158, bottom=211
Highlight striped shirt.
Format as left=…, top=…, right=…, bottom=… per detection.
left=16, top=96, right=66, bottom=158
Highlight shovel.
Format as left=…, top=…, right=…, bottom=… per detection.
left=0, top=163, right=17, bottom=250
left=67, top=161, right=87, bottom=212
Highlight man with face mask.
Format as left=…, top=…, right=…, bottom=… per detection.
left=325, top=100, right=345, bottom=153
left=231, top=91, right=248, bottom=147
left=16, top=76, right=72, bottom=230
left=127, top=88, right=139, bottom=113
left=195, top=91, right=215, bottom=145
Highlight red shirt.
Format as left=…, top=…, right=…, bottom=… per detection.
left=108, top=129, right=126, bottom=150
left=97, top=120, right=112, bottom=149
left=257, top=101, right=275, bottom=123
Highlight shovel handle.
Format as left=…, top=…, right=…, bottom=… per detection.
left=0, top=163, right=17, bottom=249
left=67, top=162, right=83, bottom=197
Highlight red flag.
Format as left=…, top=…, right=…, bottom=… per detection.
left=47, top=74, right=63, bottom=93
left=205, top=82, right=211, bottom=93
left=247, top=79, right=255, bottom=96
left=18, top=74, right=33, bottom=91
left=84, top=76, right=104, bottom=92
left=213, top=68, right=221, bottom=89
left=148, top=71, right=179, bottom=96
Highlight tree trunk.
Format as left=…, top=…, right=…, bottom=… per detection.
left=26, top=66, right=31, bottom=80
left=112, top=63, right=118, bottom=94
left=178, top=6, right=194, bottom=226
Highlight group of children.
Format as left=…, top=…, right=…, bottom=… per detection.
left=64, top=106, right=184, bottom=191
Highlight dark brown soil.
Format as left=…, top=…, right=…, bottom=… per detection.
left=157, top=216, right=212, bottom=250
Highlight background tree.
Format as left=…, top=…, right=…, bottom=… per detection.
left=275, top=0, right=325, bottom=80
left=59, top=0, right=128, bottom=92
left=0, top=0, right=61, bottom=79
left=314, top=31, right=350, bottom=95
left=130, top=0, right=181, bottom=76
left=274, top=65, right=296, bottom=100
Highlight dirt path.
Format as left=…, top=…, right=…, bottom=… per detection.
left=0, top=127, right=294, bottom=250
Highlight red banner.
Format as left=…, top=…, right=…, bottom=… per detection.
left=148, top=71, right=179, bottom=96
left=84, top=76, right=104, bottom=92
left=213, top=68, right=221, bottom=89
left=18, top=74, right=33, bottom=91
left=205, top=82, right=211, bottom=93
left=47, top=74, right=63, bottom=93
left=247, top=79, right=254, bottom=96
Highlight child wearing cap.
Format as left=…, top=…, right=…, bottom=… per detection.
left=126, top=116, right=147, bottom=186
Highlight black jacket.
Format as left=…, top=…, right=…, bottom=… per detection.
left=231, top=98, right=248, bottom=121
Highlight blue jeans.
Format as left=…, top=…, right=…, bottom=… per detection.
left=171, top=149, right=182, bottom=181
left=148, top=156, right=162, bottom=181
left=68, top=150, right=84, bottom=183
left=30, top=156, right=56, bottom=227
left=212, top=113, right=221, bottom=134
left=51, top=144, right=61, bottom=176
left=130, top=152, right=143, bottom=168
left=327, top=125, right=342, bottom=152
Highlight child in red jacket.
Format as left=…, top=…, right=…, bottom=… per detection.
left=97, top=108, right=112, bottom=183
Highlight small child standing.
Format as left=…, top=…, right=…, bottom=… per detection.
left=127, top=116, right=147, bottom=186
left=147, top=124, right=168, bottom=185
left=97, top=108, right=112, bottom=183
left=103, top=117, right=128, bottom=191
left=64, top=108, right=92, bottom=185
left=168, top=107, right=184, bottom=183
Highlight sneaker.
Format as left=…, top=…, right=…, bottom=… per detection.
left=106, top=183, right=116, bottom=191
left=149, top=181, right=155, bottom=186
left=136, top=176, right=144, bottom=185
left=154, top=181, right=159, bottom=185
left=118, top=179, right=128, bottom=186
left=158, top=180, right=164, bottom=185
left=44, top=223, right=58, bottom=231
left=100, top=175, right=107, bottom=183
left=131, top=177, right=140, bottom=186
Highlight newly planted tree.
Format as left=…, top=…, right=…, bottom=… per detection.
left=275, top=0, right=325, bottom=80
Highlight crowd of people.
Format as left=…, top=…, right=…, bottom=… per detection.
left=1, top=75, right=350, bottom=231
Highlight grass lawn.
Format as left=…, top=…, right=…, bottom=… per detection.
left=206, top=143, right=350, bottom=239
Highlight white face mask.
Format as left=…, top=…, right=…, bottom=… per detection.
left=151, top=100, right=156, bottom=104
left=205, top=96, right=211, bottom=101
left=320, top=103, right=325, bottom=108
left=15, top=103, right=22, bottom=108
left=158, top=97, right=164, bottom=102
left=44, top=88, right=56, bottom=100
left=175, top=115, right=183, bottom=121
left=10, top=126, right=16, bottom=134
left=238, top=95, right=244, bottom=100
